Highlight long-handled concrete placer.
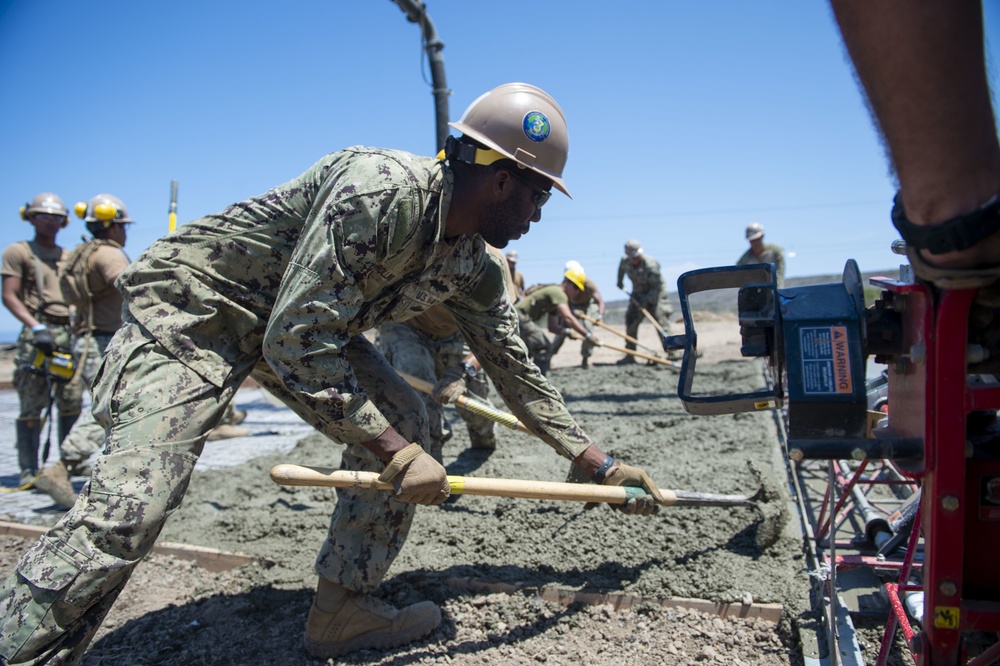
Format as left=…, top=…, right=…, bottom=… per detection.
left=397, top=371, right=531, bottom=434
left=564, top=329, right=679, bottom=369
left=574, top=309, right=662, bottom=357
left=269, top=464, right=759, bottom=508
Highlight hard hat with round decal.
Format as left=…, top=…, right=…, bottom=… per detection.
left=448, top=82, right=571, bottom=197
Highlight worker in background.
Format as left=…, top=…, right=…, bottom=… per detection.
left=1, top=193, right=83, bottom=487
left=505, top=249, right=526, bottom=300
left=33, top=195, right=134, bottom=509
left=0, top=82, right=662, bottom=664
left=830, top=0, right=1000, bottom=290
left=616, top=239, right=672, bottom=364
left=551, top=261, right=606, bottom=368
left=515, top=270, right=602, bottom=374
left=736, top=222, right=785, bottom=287
left=376, top=245, right=517, bottom=458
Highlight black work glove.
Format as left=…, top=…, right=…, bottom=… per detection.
left=32, top=326, right=55, bottom=355
left=377, top=443, right=450, bottom=505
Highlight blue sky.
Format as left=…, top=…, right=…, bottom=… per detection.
left=2, top=1, right=998, bottom=340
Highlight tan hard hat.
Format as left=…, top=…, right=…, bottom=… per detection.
left=746, top=222, right=764, bottom=240
left=75, top=193, right=134, bottom=227
left=564, top=267, right=586, bottom=290
left=20, top=192, right=68, bottom=221
left=624, top=239, right=642, bottom=257
left=449, top=82, right=571, bottom=197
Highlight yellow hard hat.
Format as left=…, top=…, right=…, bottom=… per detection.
left=564, top=268, right=586, bottom=290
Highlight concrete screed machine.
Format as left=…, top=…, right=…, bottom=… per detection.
left=665, top=255, right=1000, bottom=666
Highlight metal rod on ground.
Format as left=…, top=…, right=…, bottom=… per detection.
left=269, top=465, right=757, bottom=508
left=565, top=331, right=679, bottom=370
left=397, top=371, right=532, bottom=435
left=574, top=309, right=662, bottom=356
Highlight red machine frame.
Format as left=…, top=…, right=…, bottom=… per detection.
left=873, top=279, right=1000, bottom=665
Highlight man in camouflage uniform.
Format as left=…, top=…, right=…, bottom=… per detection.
left=616, top=239, right=673, bottom=364
left=736, top=222, right=785, bottom=287
left=376, top=304, right=499, bottom=458
left=376, top=244, right=517, bottom=458
left=1, top=193, right=83, bottom=487
left=550, top=262, right=606, bottom=369
left=505, top=249, right=526, bottom=300
left=0, top=83, right=662, bottom=664
left=514, top=272, right=602, bottom=374
left=34, top=194, right=133, bottom=509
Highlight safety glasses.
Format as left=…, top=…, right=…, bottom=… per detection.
left=505, top=169, right=552, bottom=209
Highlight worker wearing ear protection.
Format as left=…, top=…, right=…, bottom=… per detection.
left=1, top=193, right=83, bottom=486
left=34, top=195, right=134, bottom=509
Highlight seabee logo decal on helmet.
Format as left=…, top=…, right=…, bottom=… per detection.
left=523, top=111, right=550, bottom=143
left=448, top=82, right=571, bottom=197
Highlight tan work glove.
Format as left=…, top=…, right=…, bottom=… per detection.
left=584, top=333, right=603, bottom=347
left=602, top=462, right=664, bottom=516
left=377, top=443, right=450, bottom=505
left=432, top=365, right=467, bottom=404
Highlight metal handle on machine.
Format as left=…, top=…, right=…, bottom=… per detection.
left=673, top=264, right=781, bottom=415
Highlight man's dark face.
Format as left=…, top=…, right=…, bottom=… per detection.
left=478, top=193, right=524, bottom=248
left=478, top=171, right=546, bottom=248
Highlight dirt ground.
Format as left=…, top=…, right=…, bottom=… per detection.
left=1, top=315, right=823, bottom=665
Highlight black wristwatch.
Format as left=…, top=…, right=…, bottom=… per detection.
left=461, top=361, right=478, bottom=380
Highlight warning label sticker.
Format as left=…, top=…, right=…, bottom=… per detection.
left=799, top=326, right=853, bottom=395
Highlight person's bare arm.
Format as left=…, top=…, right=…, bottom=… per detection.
left=831, top=0, right=1000, bottom=269
left=2, top=276, right=39, bottom=328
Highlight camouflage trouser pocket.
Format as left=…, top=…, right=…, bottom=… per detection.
left=2, top=540, right=84, bottom=661
left=5, top=534, right=142, bottom=663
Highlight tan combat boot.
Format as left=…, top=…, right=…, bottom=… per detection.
left=304, top=577, right=440, bottom=659
left=206, top=424, right=250, bottom=441
left=33, top=460, right=78, bottom=509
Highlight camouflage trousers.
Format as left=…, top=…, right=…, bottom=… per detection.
left=58, top=332, right=116, bottom=465
left=624, top=290, right=672, bottom=351
left=0, top=319, right=428, bottom=664
left=516, top=312, right=553, bottom=374
left=550, top=301, right=599, bottom=361
left=374, top=322, right=494, bottom=455
left=12, top=324, right=83, bottom=420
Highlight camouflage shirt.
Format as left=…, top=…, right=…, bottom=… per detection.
left=617, top=253, right=665, bottom=298
left=736, top=243, right=785, bottom=287
left=119, top=147, right=593, bottom=458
